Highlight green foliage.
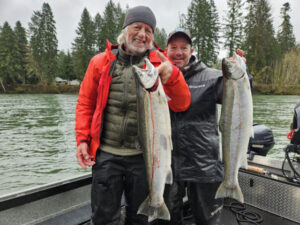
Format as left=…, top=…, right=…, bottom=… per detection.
left=14, top=21, right=28, bottom=84
left=96, top=0, right=125, bottom=51
left=223, top=0, right=244, bottom=56
left=272, top=44, right=300, bottom=87
left=94, top=13, right=105, bottom=52
left=1, top=0, right=298, bottom=92
left=25, top=48, right=41, bottom=84
left=277, top=2, right=296, bottom=56
left=184, top=0, right=220, bottom=66
left=73, top=1, right=125, bottom=80
left=72, top=8, right=96, bottom=80
left=28, top=2, right=58, bottom=84
left=243, top=0, right=278, bottom=83
left=154, top=27, right=167, bottom=49
left=0, top=22, right=22, bottom=88
left=57, top=51, right=76, bottom=80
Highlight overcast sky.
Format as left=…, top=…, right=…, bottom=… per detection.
left=0, top=0, right=299, bottom=58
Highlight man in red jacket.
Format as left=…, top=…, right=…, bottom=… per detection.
left=75, top=6, right=191, bottom=225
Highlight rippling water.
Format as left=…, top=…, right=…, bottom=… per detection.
left=0, top=94, right=299, bottom=196
left=252, top=95, right=300, bottom=158
left=0, top=94, right=90, bottom=196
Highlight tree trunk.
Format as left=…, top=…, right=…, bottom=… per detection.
left=0, top=79, right=6, bottom=93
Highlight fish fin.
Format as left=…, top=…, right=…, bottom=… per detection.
left=148, top=202, right=171, bottom=222
left=165, top=169, right=173, bottom=184
left=160, top=134, right=168, bottom=150
left=145, top=58, right=155, bottom=71
left=137, top=196, right=150, bottom=216
left=138, top=198, right=171, bottom=222
left=165, top=94, right=171, bottom=101
left=215, top=182, right=244, bottom=203
left=132, top=65, right=140, bottom=73
left=241, top=155, right=248, bottom=169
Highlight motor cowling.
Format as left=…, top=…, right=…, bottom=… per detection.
left=248, top=124, right=275, bottom=157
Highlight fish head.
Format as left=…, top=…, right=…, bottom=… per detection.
left=222, top=52, right=247, bottom=80
left=133, top=58, right=159, bottom=89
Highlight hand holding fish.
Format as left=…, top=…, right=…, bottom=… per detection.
left=156, top=51, right=172, bottom=84
left=235, top=48, right=246, bottom=63
left=225, top=51, right=247, bottom=80
left=76, top=142, right=95, bottom=170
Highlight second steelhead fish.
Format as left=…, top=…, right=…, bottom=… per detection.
left=215, top=53, right=253, bottom=203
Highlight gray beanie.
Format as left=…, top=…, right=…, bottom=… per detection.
left=122, top=6, right=156, bottom=31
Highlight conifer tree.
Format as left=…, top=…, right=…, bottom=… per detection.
left=185, top=0, right=220, bottom=66
left=0, top=22, right=21, bottom=88
left=223, top=0, right=244, bottom=56
left=29, top=2, right=58, bottom=83
left=14, top=21, right=28, bottom=84
left=207, top=0, right=220, bottom=63
left=154, top=27, right=167, bottom=49
left=25, top=48, right=41, bottom=84
left=242, top=0, right=256, bottom=69
left=72, top=8, right=96, bottom=80
left=243, top=0, right=277, bottom=83
left=94, top=13, right=105, bottom=52
left=57, top=50, right=75, bottom=80
left=277, top=2, right=296, bottom=56
left=97, top=0, right=125, bottom=50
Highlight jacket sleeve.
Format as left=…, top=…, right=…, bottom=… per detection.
left=163, top=65, right=191, bottom=112
left=75, top=54, right=102, bottom=146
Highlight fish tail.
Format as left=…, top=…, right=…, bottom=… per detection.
left=137, top=197, right=170, bottom=222
left=215, top=182, right=244, bottom=203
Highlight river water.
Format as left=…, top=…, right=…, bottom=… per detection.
left=0, top=94, right=299, bottom=196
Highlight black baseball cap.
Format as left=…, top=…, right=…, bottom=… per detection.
left=167, top=28, right=192, bottom=45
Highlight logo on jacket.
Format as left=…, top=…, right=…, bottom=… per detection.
left=189, top=84, right=205, bottom=89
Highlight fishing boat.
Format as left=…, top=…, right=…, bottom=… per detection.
left=1, top=105, right=300, bottom=225
left=1, top=139, right=299, bottom=225
left=1, top=152, right=299, bottom=225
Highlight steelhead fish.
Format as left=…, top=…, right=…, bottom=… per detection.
left=215, top=53, right=253, bottom=203
left=133, top=58, right=173, bottom=222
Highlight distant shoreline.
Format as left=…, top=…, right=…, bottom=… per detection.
left=1, top=84, right=80, bottom=94
left=1, top=83, right=299, bottom=95
left=253, top=83, right=300, bottom=95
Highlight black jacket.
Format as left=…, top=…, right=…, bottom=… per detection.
left=170, top=56, right=223, bottom=183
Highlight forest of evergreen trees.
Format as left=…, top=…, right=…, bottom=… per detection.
left=0, top=0, right=298, bottom=93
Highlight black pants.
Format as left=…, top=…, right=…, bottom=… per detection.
left=155, top=181, right=223, bottom=225
left=90, top=151, right=149, bottom=225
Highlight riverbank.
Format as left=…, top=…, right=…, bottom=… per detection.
left=2, top=84, right=80, bottom=94
left=1, top=83, right=300, bottom=95
left=253, top=83, right=300, bottom=95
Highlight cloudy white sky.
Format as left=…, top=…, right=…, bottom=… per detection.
left=0, top=0, right=299, bottom=58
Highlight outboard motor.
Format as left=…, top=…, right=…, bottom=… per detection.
left=248, top=124, right=275, bottom=159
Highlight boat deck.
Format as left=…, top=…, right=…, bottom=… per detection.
left=1, top=155, right=299, bottom=225
left=79, top=200, right=298, bottom=225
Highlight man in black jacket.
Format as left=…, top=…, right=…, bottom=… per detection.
left=158, top=28, right=225, bottom=225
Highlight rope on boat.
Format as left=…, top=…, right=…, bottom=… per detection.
left=225, top=201, right=263, bottom=225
